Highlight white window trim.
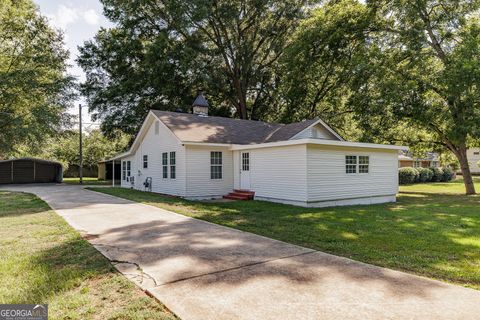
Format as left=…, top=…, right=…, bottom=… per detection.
left=242, top=152, right=250, bottom=171
left=210, top=151, right=223, bottom=180
left=162, top=152, right=168, bottom=179
left=169, top=151, right=176, bottom=180
left=126, top=161, right=131, bottom=181
left=345, top=155, right=370, bottom=175
left=143, top=155, right=148, bottom=169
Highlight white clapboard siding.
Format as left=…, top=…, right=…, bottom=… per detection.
left=467, top=148, right=480, bottom=173
left=185, top=145, right=234, bottom=198
left=121, top=116, right=186, bottom=196
left=306, top=145, right=398, bottom=202
left=234, top=145, right=308, bottom=202
left=291, top=124, right=339, bottom=140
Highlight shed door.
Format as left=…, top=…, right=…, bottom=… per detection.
left=0, top=162, right=12, bottom=184
left=240, top=152, right=251, bottom=190
left=35, top=162, right=57, bottom=183
left=12, top=160, right=34, bottom=183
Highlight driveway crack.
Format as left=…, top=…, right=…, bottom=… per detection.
left=110, top=259, right=158, bottom=287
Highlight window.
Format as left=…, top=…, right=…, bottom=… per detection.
left=170, top=152, right=176, bottom=179
left=242, top=153, right=249, bottom=171
left=346, top=155, right=357, bottom=174
left=413, top=161, right=421, bottom=168
left=211, top=151, right=223, bottom=179
left=162, top=152, right=168, bottom=179
left=143, top=155, right=148, bottom=168
left=345, top=155, right=369, bottom=174
left=127, top=161, right=131, bottom=177
left=474, top=152, right=480, bottom=156
left=154, top=121, right=160, bottom=135
left=359, top=156, right=369, bottom=173
left=122, top=161, right=126, bottom=180
left=431, top=161, right=439, bottom=168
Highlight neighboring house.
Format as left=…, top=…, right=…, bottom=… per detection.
left=398, top=152, right=439, bottom=169
left=467, top=148, right=480, bottom=173
left=111, top=93, right=405, bottom=207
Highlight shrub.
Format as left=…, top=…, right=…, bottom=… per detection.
left=430, top=167, right=444, bottom=182
left=442, top=167, right=455, bottom=182
left=399, top=167, right=418, bottom=185
left=413, top=168, right=420, bottom=182
left=417, top=167, right=433, bottom=182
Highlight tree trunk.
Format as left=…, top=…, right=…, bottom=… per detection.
left=457, top=146, right=476, bottom=195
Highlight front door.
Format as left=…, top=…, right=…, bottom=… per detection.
left=240, top=152, right=251, bottom=190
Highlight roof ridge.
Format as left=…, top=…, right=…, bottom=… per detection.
left=151, top=110, right=323, bottom=144
left=152, top=110, right=283, bottom=127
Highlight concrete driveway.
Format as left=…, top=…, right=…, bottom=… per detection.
left=3, top=184, right=479, bottom=320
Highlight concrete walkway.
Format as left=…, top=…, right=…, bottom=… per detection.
left=3, top=184, right=479, bottom=320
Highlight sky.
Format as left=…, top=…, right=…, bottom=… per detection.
left=33, top=0, right=113, bottom=128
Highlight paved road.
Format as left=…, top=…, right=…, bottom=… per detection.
left=3, top=184, right=479, bottom=320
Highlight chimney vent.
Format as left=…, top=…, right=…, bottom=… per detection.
left=192, top=91, right=209, bottom=116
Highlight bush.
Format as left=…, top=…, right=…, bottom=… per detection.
left=430, top=167, right=444, bottom=182
left=399, top=167, right=418, bottom=185
left=442, top=167, right=455, bottom=182
left=417, top=167, right=433, bottom=182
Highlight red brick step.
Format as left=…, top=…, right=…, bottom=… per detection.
left=223, top=190, right=255, bottom=201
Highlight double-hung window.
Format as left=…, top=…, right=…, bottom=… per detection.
left=122, top=161, right=126, bottom=180
left=143, top=155, right=148, bottom=168
left=170, top=152, right=176, bottom=179
left=127, top=161, right=131, bottom=177
left=345, top=155, right=369, bottom=174
left=413, top=161, right=421, bottom=168
left=345, top=156, right=357, bottom=174
left=210, top=151, right=223, bottom=179
left=162, top=152, right=168, bottom=179
left=359, top=156, right=369, bottom=173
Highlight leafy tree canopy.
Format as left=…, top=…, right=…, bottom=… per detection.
left=78, top=0, right=309, bottom=136
left=0, top=0, right=75, bottom=158
left=347, top=0, right=480, bottom=194
left=12, top=129, right=130, bottom=170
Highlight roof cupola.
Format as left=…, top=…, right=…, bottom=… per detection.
left=192, top=91, right=209, bottom=116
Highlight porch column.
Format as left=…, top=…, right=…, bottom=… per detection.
left=112, top=160, right=115, bottom=187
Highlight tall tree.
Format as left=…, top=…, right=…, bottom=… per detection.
left=349, top=0, right=480, bottom=194
left=13, top=129, right=130, bottom=170
left=78, top=0, right=308, bottom=136
left=0, top=0, right=75, bottom=158
left=279, top=0, right=373, bottom=139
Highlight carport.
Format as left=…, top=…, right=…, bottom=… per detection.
left=0, top=158, right=63, bottom=184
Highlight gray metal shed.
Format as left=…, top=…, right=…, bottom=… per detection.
left=0, top=158, right=63, bottom=184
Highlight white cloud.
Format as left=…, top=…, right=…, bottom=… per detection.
left=82, top=9, right=100, bottom=25
left=46, top=5, right=100, bottom=30
left=46, top=4, right=79, bottom=30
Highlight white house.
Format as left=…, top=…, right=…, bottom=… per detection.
left=112, top=93, right=405, bottom=207
left=467, top=148, right=480, bottom=173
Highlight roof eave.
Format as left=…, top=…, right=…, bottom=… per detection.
left=231, top=139, right=408, bottom=151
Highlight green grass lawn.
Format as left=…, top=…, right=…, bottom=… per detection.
left=0, top=191, right=176, bottom=320
left=63, top=177, right=112, bottom=185
left=400, top=176, right=480, bottom=194
left=90, top=178, right=480, bottom=291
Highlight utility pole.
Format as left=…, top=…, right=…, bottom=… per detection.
left=79, top=104, right=83, bottom=185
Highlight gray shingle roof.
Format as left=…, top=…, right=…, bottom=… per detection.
left=192, top=92, right=209, bottom=107
left=151, top=110, right=318, bottom=144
